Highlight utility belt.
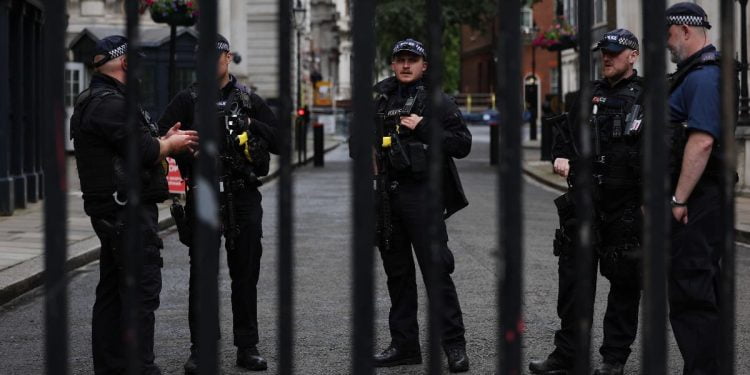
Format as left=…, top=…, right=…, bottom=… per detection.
left=91, top=212, right=165, bottom=268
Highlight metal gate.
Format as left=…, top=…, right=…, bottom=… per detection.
left=37, top=0, right=739, bottom=374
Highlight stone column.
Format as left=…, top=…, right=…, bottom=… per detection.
left=0, top=0, right=14, bottom=215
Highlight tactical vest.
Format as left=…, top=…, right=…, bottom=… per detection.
left=70, top=86, right=168, bottom=217
left=667, top=50, right=723, bottom=186
left=589, top=77, right=644, bottom=187
left=187, top=82, right=270, bottom=181
left=376, top=84, right=429, bottom=180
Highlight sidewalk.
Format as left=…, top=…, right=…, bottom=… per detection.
left=521, top=149, right=750, bottom=244
left=0, top=133, right=344, bottom=306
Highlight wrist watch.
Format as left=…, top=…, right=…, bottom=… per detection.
left=671, top=195, right=687, bottom=207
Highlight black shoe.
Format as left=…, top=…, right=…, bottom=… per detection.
left=594, top=362, right=624, bottom=375
left=237, top=346, right=268, bottom=371
left=445, top=346, right=470, bottom=373
left=373, top=345, right=422, bottom=367
left=528, top=354, right=573, bottom=374
left=184, top=348, right=198, bottom=375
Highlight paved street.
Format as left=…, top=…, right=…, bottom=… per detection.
left=1, top=125, right=749, bottom=374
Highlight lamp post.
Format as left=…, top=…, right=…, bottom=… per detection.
left=293, top=1, right=307, bottom=112
left=738, top=0, right=749, bottom=126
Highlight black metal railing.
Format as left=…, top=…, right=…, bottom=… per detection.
left=496, top=1, right=524, bottom=374
left=41, top=0, right=67, bottom=374
left=34, top=0, right=740, bottom=374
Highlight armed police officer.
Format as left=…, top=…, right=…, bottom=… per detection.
left=529, top=29, right=644, bottom=375
left=665, top=3, right=731, bottom=374
left=71, top=35, right=199, bottom=374
left=370, top=38, right=472, bottom=373
left=158, top=34, right=278, bottom=373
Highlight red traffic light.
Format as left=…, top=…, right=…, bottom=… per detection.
left=297, top=108, right=306, bottom=116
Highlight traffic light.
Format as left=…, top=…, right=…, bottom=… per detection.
left=297, top=106, right=310, bottom=124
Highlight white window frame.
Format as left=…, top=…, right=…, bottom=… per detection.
left=64, top=62, right=88, bottom=152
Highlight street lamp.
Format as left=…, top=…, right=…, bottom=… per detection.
left=738, top=0, right=750, bottom=126
left=293, top=0, right=307, bottom=112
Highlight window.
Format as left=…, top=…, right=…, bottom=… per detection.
left=64, top=66, right=82, bottom=107
left=592, top=55, right=603, bottom=80
left=521, top=6, right=534, bottom=33
left=565, top=0, right=577, bottom=27
left=550, top=68, right=560, bottom=94
left=593, top=0, right=606, bottom=25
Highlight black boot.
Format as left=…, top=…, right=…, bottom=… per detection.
left=528, top=354, right=573, bottom=375
left=373, top=345, right=422, bottom=367
left=594, top=362, right=624, bottom=375
left=183, top=347, right=198, bottom=375
left=237, top=346, right=268, bottom=371
left=445, top=346, right=470, bottom=373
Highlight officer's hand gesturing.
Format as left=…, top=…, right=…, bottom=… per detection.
left=553, top=158, right=570, bottom=178
left=399, top=114, right=423, bottom=130
left=160, top=122, right=199, bottom=158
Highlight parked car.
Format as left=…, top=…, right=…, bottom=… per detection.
left=462, top=109, right=499, bottom=125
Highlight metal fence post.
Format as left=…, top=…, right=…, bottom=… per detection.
left=720, top=0, right=738, bottom=373
left=278, top=0, right=295, bottom=373
left=573, top=1, right=594, bottom=375
left=496, top=0, right=524, bottom=373
left=42, top=0, right=68, bottom=373
left=124, top=2, right=145, bottom=373
left=641, top=0, right=669, bottom=373
left=194, top=2, right=221, bottom=373
left=425, top=0, right=445, bottom=373
left=350, top=0, right=376, bottom=373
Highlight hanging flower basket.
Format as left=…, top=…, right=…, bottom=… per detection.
left=140, top=0, right=199, bottom=26
left=532, top=16, right=577, bottom=52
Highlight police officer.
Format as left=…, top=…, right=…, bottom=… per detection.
left=666, top=3, right=728, bottom=373
left=71, top=35, right=199, bottom=374
left=157, top=34, right=278, bottom=373
left=529, top=29, right=644, bottom=375
left=371, top=38, right=472, bottom=373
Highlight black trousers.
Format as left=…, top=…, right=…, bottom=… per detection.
left=669, top=183, right=722, bottom=375
left=552, top=198, right=641, bottom=365
left=90, top=204, right=163, bottom=375
left=378, top=180, right=466, bottom=351
left=187, top=187, right=264, bottom=350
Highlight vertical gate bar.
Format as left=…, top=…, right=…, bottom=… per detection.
left=573, top=0, right=594, bottom=374
left=496, top=0, right=524, bottom=373
left=719, top=0, right=737, bottom=373
left=278, top=0, right=295, bottom=373
left=124, top=2, right=144, bottom=373
left=426, top=0, right=445, bottom=373
left=41, top=0, right=68, bottom=373
left=350, top=0, right=376, bottom=373
left=36, top=6, right=44, bottom=199
left=12, top=2, right=26, bottom=209
left=194, top=1, right=220, bottom=373
left=640, top=0, right=669, bottom=373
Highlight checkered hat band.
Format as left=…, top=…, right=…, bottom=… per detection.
left=108, top=44, right=127, bottom=59
left=617, top=37, right=638, bottom=50
left=217, top=42, right=230, bottom=51
left=667, top=15, right=708, bottom=27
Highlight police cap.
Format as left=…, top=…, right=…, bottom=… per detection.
left=666, top=2, right=712, bottom=29
left=593, top=29, right=639, bottom=53
left=92, top=35, right=144, bottom=68
left=391, top=38, right=426, bottom=59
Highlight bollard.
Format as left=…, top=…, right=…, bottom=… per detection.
left=489, top=121, right=499, bottom=165
left=313, top=122, right=324, bottom=167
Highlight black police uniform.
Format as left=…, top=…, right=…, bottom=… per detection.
left=373, top=75, right=472, bottom=352
left=71, top=71, right=167, bottom=374
left=547, top=72, right=644, bottom=368
left=157, top=74, right=278, bottom=353
left=667, top=44, right=726, bottom=375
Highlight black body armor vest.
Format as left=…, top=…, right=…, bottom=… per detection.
left=71, top=86, right=168, bottom=217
